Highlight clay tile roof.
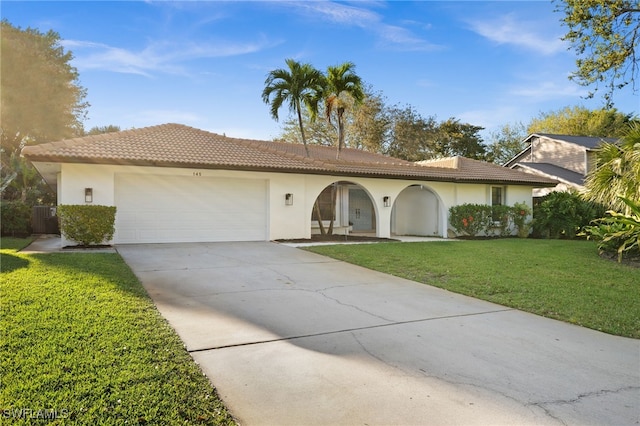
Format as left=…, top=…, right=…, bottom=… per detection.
left=22, top=123, right=557, bottom=186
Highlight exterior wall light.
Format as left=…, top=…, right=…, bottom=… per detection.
left=285, top=193, right=293, bottom=206
left=85, top=188, right=93, bottom=203
left=383, top=196, right=390, bottom=207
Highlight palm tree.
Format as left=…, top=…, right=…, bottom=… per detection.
left=584, top=123, right=640, bottom=214
left=262, top=59, right=324, bottom=157
left=324, top=62, right=364, bottom=159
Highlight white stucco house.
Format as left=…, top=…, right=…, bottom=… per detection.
left=22, top=123, right=557, bottom=245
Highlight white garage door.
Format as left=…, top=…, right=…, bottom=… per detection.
left=115, top=173, right=268, bottom=243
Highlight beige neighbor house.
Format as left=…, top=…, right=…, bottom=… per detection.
left=504, top=133, right=618, bottom=197
left=22, top=123, right=556, bottom=245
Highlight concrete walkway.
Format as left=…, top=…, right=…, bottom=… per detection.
left=117, top=242, right=640, bottom=426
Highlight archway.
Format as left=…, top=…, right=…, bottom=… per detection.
left=391, top=184, right=442, bottom=237
left=311, top=181, right=377, bottom=236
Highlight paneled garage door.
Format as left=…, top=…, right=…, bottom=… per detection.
left=114, top=174, right=267, bottom=243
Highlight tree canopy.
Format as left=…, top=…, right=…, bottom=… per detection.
left=527, top=105, right=637, bottom=137
left=557, top=0, right=640, bottom=107
left=1, top=20, right=88, bottom=152
left=262, top=59, right=324, bottom=157
left=1, top=20, right=89, bottom=205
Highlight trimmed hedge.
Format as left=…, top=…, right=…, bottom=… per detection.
left=58, top=205, right=116, bottom=246
left=449, top=202, right=532, bottom=238
left=1, top=201, right=31, bottom=237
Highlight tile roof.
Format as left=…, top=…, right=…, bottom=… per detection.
left=515, top=162, right=585, bottom=186
left=535, top=133, right=619, bottom=150
left=22, top=123, right=557, bottom=186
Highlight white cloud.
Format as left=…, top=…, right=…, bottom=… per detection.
left=62, top=36, right=277, bottom=76
left=284, top=1, right=442, bottom=52
left=468, top=13, right=566, bottom=55
left=510, top=80, right=587, bottom=101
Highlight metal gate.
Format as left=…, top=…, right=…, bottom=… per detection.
left=31, top=206, right=59, bottom=234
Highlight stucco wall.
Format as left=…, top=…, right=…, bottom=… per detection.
left=57, top=163, right=538, bottom=243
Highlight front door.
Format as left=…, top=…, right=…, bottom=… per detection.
left=349, top=188, right=375, bottom=231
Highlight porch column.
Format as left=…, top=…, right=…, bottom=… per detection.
left=376, top=197, right=392, bottom=238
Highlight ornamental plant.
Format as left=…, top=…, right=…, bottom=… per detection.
left=449, top=204, right=492, bottom=237
left=512, top=202, right=532, bottom=238
left=582, top=197, right=640, bottom=262
left=57, top=205, right=116, bottom=246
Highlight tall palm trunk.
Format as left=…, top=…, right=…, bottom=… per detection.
left=295, top=100, right=310, bottom=157
left=335, top=108, right=345, bottom=160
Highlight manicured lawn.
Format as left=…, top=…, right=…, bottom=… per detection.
left=1, top=238, right=236, bottom=424
left=307, top=239, right=640, bottom=339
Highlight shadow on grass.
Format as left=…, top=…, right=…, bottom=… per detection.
left=28, top=253, right=150, bottom=299
left=0, top=253, right=30, bottom=273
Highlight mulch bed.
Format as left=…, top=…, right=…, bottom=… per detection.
left=276, top=235, right=399, bottom=243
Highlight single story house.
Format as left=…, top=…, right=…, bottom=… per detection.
left=22, top=123, right=557, bottom=245
left=504, top=133, right=618, bottom=197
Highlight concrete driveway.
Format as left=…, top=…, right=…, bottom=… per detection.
left=117, top=242, right=639, bottom=425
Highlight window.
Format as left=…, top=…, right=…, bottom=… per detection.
left=491, top=186, right=504, bottom=222
left=491, top=186, right=503, bottom=206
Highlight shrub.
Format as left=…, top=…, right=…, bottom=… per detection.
left=491, top=205, right=513, bottom=237
left=58, top=205, right=116, bottom=246
left=512, top=202, right=532, bottom=238
left=582, top=197, right=640, bottom=262
left=533, top=191, right=605, bottom=239
left=449, top=204, right=493, bottom=237
left=1, top=201, right=31, bottom=236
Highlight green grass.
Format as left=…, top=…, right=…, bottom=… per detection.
left=1, top=238, right=236, bottom=425
left=307, top=239, right=640, bottom=338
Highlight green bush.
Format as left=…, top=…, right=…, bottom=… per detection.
left=582, top=197, right=640, bottom=262
left=512, top=202, right=532, bottom=238
left=533, top=191, right=605, bottom=239
left=58, top=205, right=116, bottom=246
left=449, top=204, right=493, bottom=237
left=491, top=205, right=513, bottom=237
left=1, top=201, right=31, bottom=236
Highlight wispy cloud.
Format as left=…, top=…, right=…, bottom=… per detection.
left=285, top=1, right=442, bottom=51
left=62, top=36, right=277, bottom=76
left=510, top=80, right=587, bottom=100
left=468, top=13, right=566, bottom=55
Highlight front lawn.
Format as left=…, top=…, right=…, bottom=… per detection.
left=307, top=239, right=639, bottom=338
left=1, top=238, right=236, bottom=424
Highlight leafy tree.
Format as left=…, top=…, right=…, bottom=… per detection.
left=385, top=105, right=439, bottom=161
left=528, top=105, right=637, bottom=137
left=1, top=20, right=88, bottom=152
left=86, top=125, right=121, bottom=135
left=583, top=123, right=640, bottom=214
left=1, top=20, right=88, bottom=205
left=435, top=118, right=487, bottom=160
left=323, top=62, right=364, bottom=159
left=556, top=0, right=640, bottom=107
left=486, top=122, right=527, bottom=165
left=262, top=59, right=324, bottom=157
left=347, top=87, right=390, bottom=153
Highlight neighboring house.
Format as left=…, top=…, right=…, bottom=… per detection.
left=22, top=123, right=556, bottom=245
left=504, top=133, right=618, bottom=197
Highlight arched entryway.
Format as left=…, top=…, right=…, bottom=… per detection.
left=391, top=185, right=442, bottom=237
left=311, top=181, right=377, bottom=236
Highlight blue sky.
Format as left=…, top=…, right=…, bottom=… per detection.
left=4, top=1, right=639, bottom=142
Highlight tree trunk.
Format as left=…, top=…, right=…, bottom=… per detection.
left=336, top=108, right=345, bottom=160
left=327, top=184, right=337, bottom=235
left=296, top=102, right=310, bottom=157
left=313, top=200, right=326, bottom=235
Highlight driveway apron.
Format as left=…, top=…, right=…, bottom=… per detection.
left=117, top=242, right=640, bottom=426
